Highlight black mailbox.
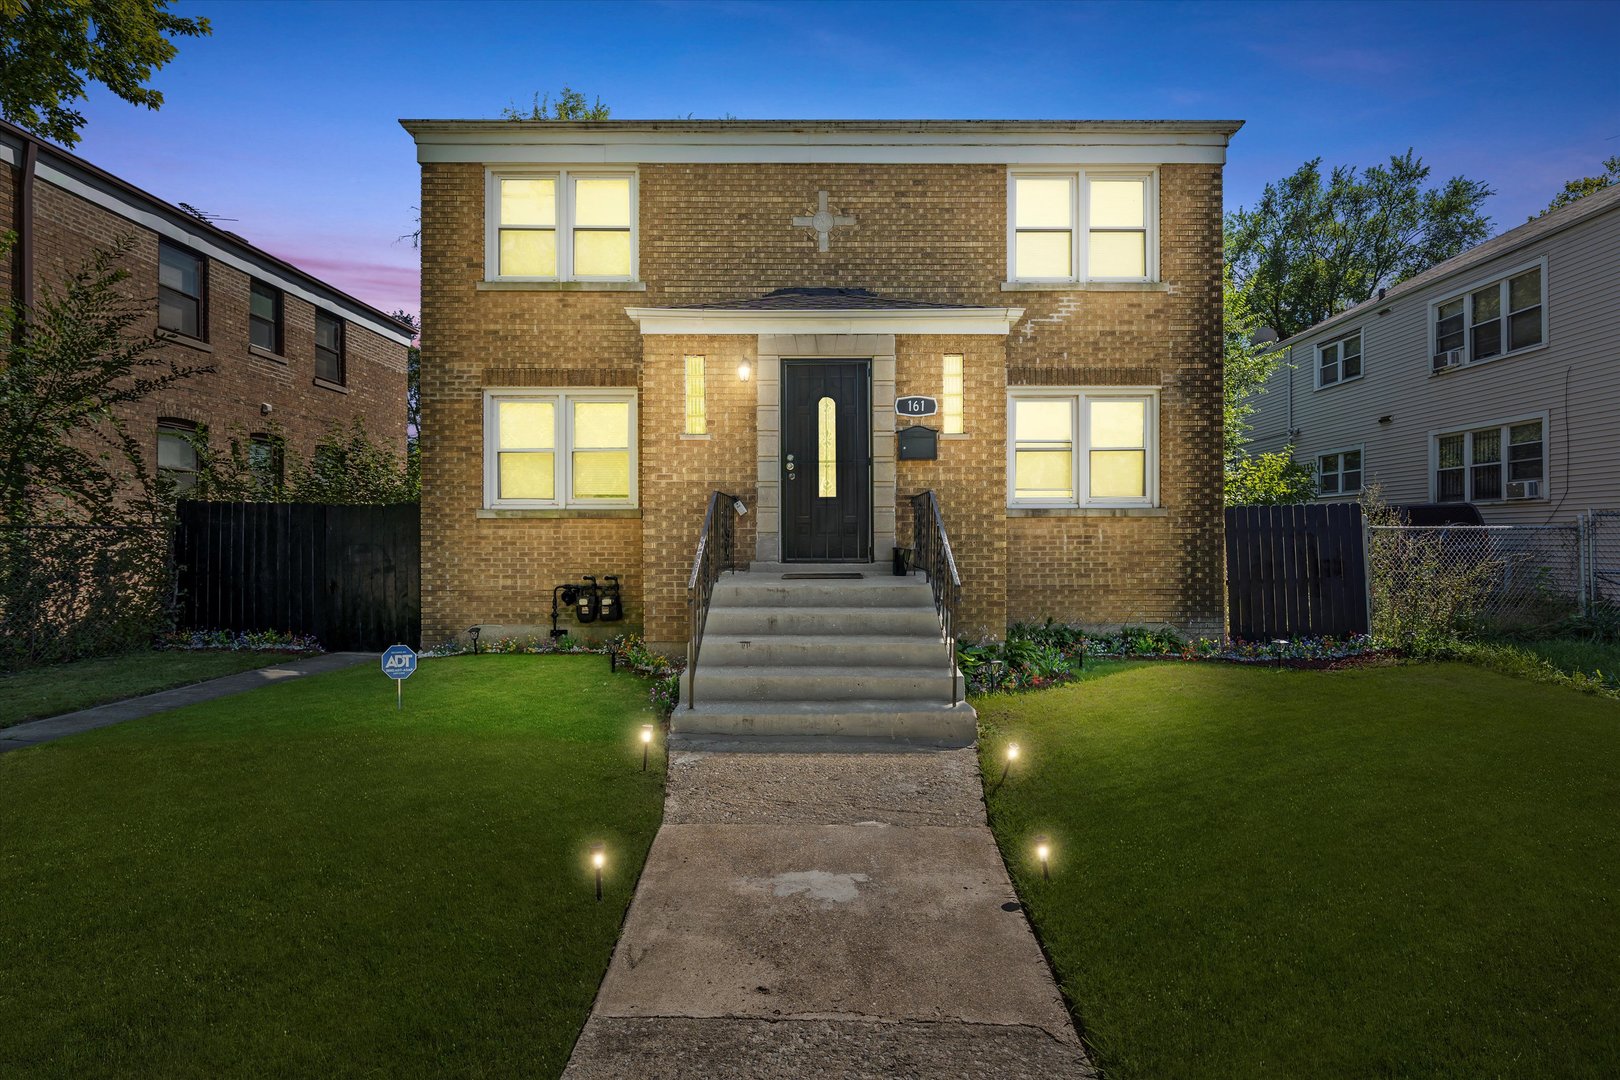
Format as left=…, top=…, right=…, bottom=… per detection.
left=896, top=424, right=938, bottom=461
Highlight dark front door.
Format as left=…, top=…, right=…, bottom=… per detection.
left=782, top=360, right=872, bottom=561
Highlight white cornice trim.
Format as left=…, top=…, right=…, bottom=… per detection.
left=625, top=307, right=1025, bottom=336
left=403, top=121, right=1238, bottom=166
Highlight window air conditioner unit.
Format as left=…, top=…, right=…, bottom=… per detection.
left=1432, top=348, right=1465, bottom=372
left=1505, top=480, right=1541, bottom=500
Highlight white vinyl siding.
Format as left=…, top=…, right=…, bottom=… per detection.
left=484, top=388, right=638, bottom=509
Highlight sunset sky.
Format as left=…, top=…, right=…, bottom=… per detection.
left=62, top=0, right=1620, bottom=323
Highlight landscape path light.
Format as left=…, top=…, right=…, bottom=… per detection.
left=1000, top=741, right=1020, bottom=786
left=591, top=843, right=606, bottom=902
left=641, top=724, right=654, bottom=772
left=1035, top=835, right=1051, bottom=882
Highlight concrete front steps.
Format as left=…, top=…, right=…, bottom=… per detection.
left=674, top=563, right=976, bottom=743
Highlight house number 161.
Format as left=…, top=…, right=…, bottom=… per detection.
left=895, top=396, right=938, bottom=417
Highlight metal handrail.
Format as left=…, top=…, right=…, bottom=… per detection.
left=909, top=490, right=962, bottom=705
left=685, top=490, right=739, bottom=709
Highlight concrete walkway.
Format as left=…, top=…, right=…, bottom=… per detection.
left=0, top=652, right=374, bottom=753
left=563, top=736, right=1095, bottom=1079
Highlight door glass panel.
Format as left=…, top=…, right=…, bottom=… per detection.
left=817, top=396, right=837, bottom=498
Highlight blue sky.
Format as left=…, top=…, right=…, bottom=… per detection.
left=66, top=0, right=1620, bottom=320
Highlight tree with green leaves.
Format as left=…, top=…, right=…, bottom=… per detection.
left=1537, top=156, right=1620, bottom=218
left=1221, top=265, right=1315, bottom=505
left=0, top=0, right=210, bottom=147
left=1225, top=151, right=1493, bottom=341
left=501, top=87, right=611, bottom=121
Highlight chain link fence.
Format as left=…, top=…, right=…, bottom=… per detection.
left=1368, top=523, right=1583, bottom=636
left=1586, top=510, right=1620, bottom=610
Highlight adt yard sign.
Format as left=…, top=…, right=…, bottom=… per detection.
left=382, top=644, right=416, bottom=709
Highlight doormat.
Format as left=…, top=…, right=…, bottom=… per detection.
left=781, top=573, right=864, bottom=580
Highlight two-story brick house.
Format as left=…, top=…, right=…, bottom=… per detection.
left=2, top=119, right=414, bottom=490
left=406, top=119, right=1238, bottom=735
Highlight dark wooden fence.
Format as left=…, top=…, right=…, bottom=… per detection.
left=1226, top=503, right=1368, bottom=640
left=174, top=502, right=420, bottom=651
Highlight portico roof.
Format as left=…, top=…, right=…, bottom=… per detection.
left=626, top=288, right=1024, bottom=335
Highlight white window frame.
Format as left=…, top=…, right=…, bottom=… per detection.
left=1427, top=256, right=1547, bottom=370
left=1314, top=328, right=1363, bottom=390
left=1428, top=410, right=1549, bottom=504
left=1006, top=387, right=1160, bottom=509
left=483, top=387, right=639, bottom=509
left=1316, top=445, right=1364, bottom=498
left=485, top=167, right=639, bottom=283
left=1006, top=168, right=1159, bottom=284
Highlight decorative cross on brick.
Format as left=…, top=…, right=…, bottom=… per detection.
left=791, top=191, right=855, bottom=252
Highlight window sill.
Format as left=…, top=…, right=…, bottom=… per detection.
left=477, top=280, right=648, bottom=293
left=1314, top=374, right=1364, bottom=392
left=161, top=332, right=213, bottom=353
left=1007, top=506, right=1168, bottom=518
left=940, top=432, right=971, bottom=440
left=249, top=345, right=289, bottom=364
left=1000, top=281, right=1169, bottom=293
left=312, top=377, right=349, bottom=394
left=679, top=433, right=711, bottom=441
left=476, top=508, right=642, bottom=519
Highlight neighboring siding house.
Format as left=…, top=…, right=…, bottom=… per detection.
left=404, top=118, right=1241, bottom=657
left=1247, top=183, right=1620, bottom=522
left=1, top=119, right=414, bottom=491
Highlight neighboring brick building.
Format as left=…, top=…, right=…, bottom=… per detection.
left=404, top=119, right=1240, bottom=652
left=1, top=119, right=413, bottom=491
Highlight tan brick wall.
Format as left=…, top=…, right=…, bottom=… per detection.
left=21, top=177, right=407, bottom=478
left=419, top=159, right=1226, bottom=646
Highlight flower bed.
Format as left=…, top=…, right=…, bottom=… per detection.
left=157, top=629, right=323, bottom=654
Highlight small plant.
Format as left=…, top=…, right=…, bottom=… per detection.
left=158, top=629, right=322, bottom=653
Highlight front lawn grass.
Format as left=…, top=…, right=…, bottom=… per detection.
left=0, top=649, right=293, bottom=729
left=0, top=655, right=663, bottom=1079
left=1520, top=636, right=1620, bottom=684
left=978, top=661, right=1620, bottom=1079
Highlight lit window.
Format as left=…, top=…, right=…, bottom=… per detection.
left=1009, top=390, right=1158, bottom=508
left=684, top=355, right=707, bottom=435
left=250, top=279, right=282, bottom=353
left=315, top=311, right=345, bottom=384
left=1009, top=171, right=1156, bottom=283
left=1317, top=449, right=1363, bottom=496
left=484, top=389, right=637, bottom=509
left=157, top=420, right=200, bottom=492
left=158, top=241, right=205, bottom=339
left=1434, top=418, right=1544, bottom=503
left=942, top=354, right=964, bottom=435
left=1316, top=329, right=1363, bottom=388
left=817, top=396, right=837, bottom=498
left=489, top=170, right=636, bottom=281
left=1431, top=263, right=1544, bottom=370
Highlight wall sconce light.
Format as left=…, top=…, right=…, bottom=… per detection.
left=1378, top=415, right=1393, bottom=425
left=737, top=361, right=751, bottom=382
left=591, top=843, right=606, bottom=902
left=1035, top=835, right=1051, bottom=882
left=641, top=724, right=654, bottom=771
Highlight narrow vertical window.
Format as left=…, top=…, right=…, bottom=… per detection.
left=683, top=355, right=707, bottom=435
left=1507, top=268, right=1543, bottom=351
left=158, top=241, right=205, bottom=338
left=498, top=177, right=557, bottom=277
left=1435, top=433, right=1466, bottom=502
left=942, top=354, right=964, bottom=435
left=1012, top=175, right=1074, bottom=280
left=249, top=279, right=282, bottom=353
left=1088, top=398, right=1147, bottom=499
left=497, top=400, right=556, bottom=501
left=572, top=400, right=632, bottom=500
left=157, top=420, right=200, bottom=492
left=817, top=396, right=837, bottom=498
left=248, top=434, right=283, bottom=495
left=1012, top=398, right=1075, bottom=502
left=571, top=176, right=632, bottom=278
left=1469, top=426, right=1503, bottom=501
left=315, top=311, right=345, bottom=384
left=1087, top=178, right=1148, bottom=279
left=1470, top=284, right=1503, bottom=362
